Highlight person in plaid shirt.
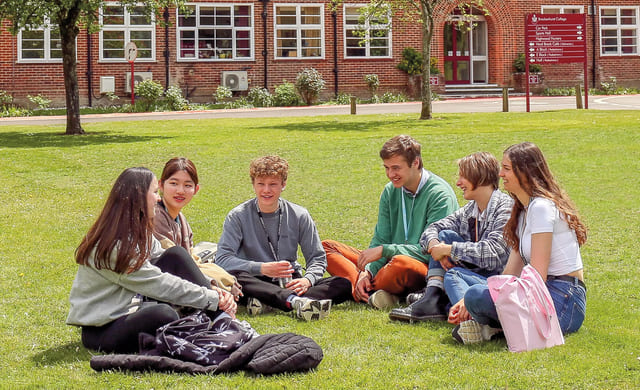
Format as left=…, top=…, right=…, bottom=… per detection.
left=390, top=152, right=513, bottom=323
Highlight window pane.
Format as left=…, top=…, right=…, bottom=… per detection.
left=22, top=30, right=44, bottom=59
left=200, top=7, right=214, bottom=25
left=235, top=6, right=251, bottom=27
left=180, top=30, right=196, bottom=57
left=130, top=6, right=149, bottom=25
left=215, top=7, right=231, bottom=26
left=346, top=47, right=365, bottom=56
left=131, top=30, right=152, bottom=58
left=104, top=6, right=125, bottom=25
left=50, top=27, right=62, bottom=58
left=301, top=7, right=321, bottom=25
left=276, top=7, right=297, bottom=25
left=179, top=6, right=196, bottom=27
left=370, top=47, right=388, bottom=56
left=103, top=30, right=124, bottom=58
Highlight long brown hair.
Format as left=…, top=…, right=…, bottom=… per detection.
left=75, top=167, right=156, bottom=273
left=503, top=142, right=587, bottom=249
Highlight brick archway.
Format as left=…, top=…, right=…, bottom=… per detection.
left=432, top=0, right=517, bottom=85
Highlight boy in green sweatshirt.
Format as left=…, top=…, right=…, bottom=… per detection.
left=322, top=135, right=458, bottom=309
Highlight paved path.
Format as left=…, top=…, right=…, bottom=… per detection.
left=1, top=94, right=638, bottom=126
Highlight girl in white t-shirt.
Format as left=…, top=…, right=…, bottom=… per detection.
left=455, top=142, right=587, bottom=344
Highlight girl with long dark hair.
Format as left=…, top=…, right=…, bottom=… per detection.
left=67, top=167, right=236, bottom=353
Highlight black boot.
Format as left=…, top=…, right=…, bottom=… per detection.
left=389, top=286, right=448, bottom=322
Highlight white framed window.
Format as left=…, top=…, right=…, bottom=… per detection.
left=100, top=3, right=155, bottom=61
left=177, top=3, right=253, bottom=61
left=600, top=7, right=639, bottom=56
left=344, top=4, right=391, bottom=58
left=274, top=4, right=324, bottom=59
left=541, top=6, right=584, bottom=14
left=17, top=17, right=62, bottom=62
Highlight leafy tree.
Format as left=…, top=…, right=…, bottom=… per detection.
left=352, top=0, right=483, bottom=119
left=0, top=0, right=183, bottom=134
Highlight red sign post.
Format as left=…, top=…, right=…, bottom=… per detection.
left=125, top=42, right=138, bottom=105
left=525, top=14, right=588, bottom=111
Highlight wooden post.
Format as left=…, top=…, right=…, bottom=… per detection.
left=502, top=87, right=509, bottom=112
left=350, top=96, right=356, bottom=115
left=575, top=84, right=583, bottom=109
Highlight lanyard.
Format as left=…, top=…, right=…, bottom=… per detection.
left=255, top=198, right=282, bottom=261
left=401, top=174, right=427, bottom=244
left=401, top=194, right=416, bottom=244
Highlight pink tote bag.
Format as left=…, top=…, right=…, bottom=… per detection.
left=488, top=265, right=564, bottom=352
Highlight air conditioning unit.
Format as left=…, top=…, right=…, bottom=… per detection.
left=125, top=72, right=153, bottom=93
left=221, top=71, right=248, bottom=91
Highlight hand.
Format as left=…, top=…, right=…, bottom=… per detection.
left=213, top=287, right=237, bottom=319
left=260, top=261, right=294, bottom=278
left=357, top=246, right=383, bottom=270
left=428, top=243, right=455, bottom=271
left=286, top=277, right=312, bottom=296
left=448, top=299, right=471, bottom=325
left=428, top=242, right=452, bottom=261
left=354, top=271, right=373, bottom=302
left=230, top=281, right=243, bottom=301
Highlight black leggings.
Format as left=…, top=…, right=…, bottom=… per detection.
left=81, top=246, right=216, bottom=353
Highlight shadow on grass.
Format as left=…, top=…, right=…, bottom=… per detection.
left=0, top=131, right=174, bottom=149
left=31, top=341, right=93, bottom=366
left=247, top=116, right=463, bottom=133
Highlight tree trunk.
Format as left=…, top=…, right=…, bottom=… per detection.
left=58, top=9, right=84, bottom=135
left=419, top=3, right=434, bottom=120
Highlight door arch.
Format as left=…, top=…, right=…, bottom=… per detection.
left=444, top=11, right=488, bottom=84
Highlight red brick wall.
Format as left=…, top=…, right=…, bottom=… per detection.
left=1, top=0, right=639, bottom=107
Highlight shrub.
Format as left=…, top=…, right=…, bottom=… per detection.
left=224, top=96, right=253, bottom=109
left=27, top=94, right=51, bottom=109
left=0, top=105, right=31, bottom=117
left=334, top=92, right=353, bottom=105
left=295, top=68, right=325, bottom=105
left=0, top=90, right=13, bottom=107
left=164, top=85, right=190, bottom=111
left=542, top=87, right=575, bottom=96
left=247, top=87, right=274, bottom=107
left=513, top=53, right=542, bottom=73
left=273, top=81, right=300, bottom=107
left=397, top=47, right=422, bottom=76
left=134, top=79, right=164, bottom=111
left=214, top=85, right=233, bottom=103
left=429, top=57, right=441, bottom=75
left=379, top=92, right=409, bottom=103
left=364, top=74, right=380, bottom=96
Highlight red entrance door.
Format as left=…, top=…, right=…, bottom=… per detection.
left=444, top=22, right=470, bottom=84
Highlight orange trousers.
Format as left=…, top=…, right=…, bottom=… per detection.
left=322, top=239, right=428, bottom=299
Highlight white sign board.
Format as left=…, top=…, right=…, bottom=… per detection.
left=125, top=42, right=138, bottom=62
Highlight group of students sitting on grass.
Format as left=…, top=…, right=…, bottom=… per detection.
left=66, top=135, right=586, bottom=354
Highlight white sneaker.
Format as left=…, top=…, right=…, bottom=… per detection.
left=292, top=297, right=332, bottom=321
left=452, top=320, right=502, bottom=344
left=246, top=297, right=273, bottom=316
left=368, top=290, right=400, bottom=310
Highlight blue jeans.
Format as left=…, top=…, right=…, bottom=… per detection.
left=427, top=230, right=465, bottom=279
left=444, top=267, right=489, bottom=305
left=465, top=277, right=587, bottom=334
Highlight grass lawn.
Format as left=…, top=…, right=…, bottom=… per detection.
left=1, top=109, right=639, bottom=389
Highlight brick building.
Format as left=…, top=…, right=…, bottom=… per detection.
left=1, top=0, right=638, bottom=107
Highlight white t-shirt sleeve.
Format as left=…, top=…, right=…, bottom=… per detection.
left=528, top=198, right=557, bottom=234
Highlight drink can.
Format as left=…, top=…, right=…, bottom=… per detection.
left=278, top=276, right=293, bottom=288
